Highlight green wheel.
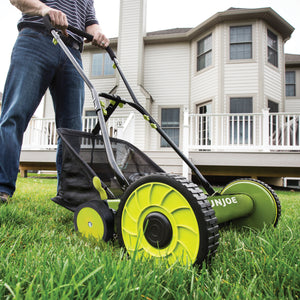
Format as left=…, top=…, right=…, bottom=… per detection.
left=116, top=174, right=219, bottom=266
left=74, top=200, right=114, bottom=242
left=220, top=178, right=281, bottom=229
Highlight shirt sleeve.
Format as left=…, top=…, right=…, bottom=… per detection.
left=85, top=0, right=99, bottom=27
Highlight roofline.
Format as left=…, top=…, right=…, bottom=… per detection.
left=144, top=7, right=295, bottom=44
left=285, top=54, right=300, bottom=67
left=83, top=7, right=295, bottom=53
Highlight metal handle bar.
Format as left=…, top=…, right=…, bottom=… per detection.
left=42, top=16, right=129, bottom=188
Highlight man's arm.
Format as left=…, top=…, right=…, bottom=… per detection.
left=86, top=23, right=110, bottom=48
left=10, top=0, right=68, bottom=34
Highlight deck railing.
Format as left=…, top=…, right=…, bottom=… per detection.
left=187, top=109, right=300, bottom=152
left=22, top=111, right=300, bottom=152
left=22, top=114, right=132, bottom=150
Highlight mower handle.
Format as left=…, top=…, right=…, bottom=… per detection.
left=42, top=15, right=116, bottom=60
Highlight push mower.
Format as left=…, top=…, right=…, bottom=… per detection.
left=44, top=18, right=281, bottom=266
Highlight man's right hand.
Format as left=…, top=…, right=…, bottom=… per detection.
left=10, top=0, right=68, bottom=35
left=42, top=8, right=68, bottom=36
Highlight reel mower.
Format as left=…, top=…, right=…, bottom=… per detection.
left=45, top=18, right=281, bottom=266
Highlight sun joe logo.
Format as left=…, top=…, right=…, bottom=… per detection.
left=209, top=196, right=238, bottom=208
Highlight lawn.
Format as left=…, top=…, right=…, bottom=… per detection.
left=0, top=174, right=299, bottom=299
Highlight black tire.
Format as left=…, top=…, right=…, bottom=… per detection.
left=116, top=173, right=219, bottom=266
left=74, top=200, right=114, bottom=242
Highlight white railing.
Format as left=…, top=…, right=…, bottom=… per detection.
left=22, top=114, right=133, bottom=150
left=187, top=110, right=300, bottom=152
left=22, top=111, right=300, bottom=152
left=22, top=118, right=57, bottom=150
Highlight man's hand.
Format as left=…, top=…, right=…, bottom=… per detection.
left=10, top=0, right=68, bottom=35
left=45, top=8, right=68, bottom=36
left=86, top=24, right=110, bottom=48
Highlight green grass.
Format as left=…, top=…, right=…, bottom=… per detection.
left=0, top=175, right=299, bottom=299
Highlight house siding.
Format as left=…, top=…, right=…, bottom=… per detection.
left=191, top=28, right=219, bottom=113
left=285, top=68, right=300, bottom=112
left=82, top=49, right=117, bottom=112
left=144, top=43, right=190, bottom=150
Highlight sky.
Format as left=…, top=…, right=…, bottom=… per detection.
left=0, top=0, right=299, bottom=92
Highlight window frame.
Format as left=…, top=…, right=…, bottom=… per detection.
left=197, top=33, right=212, bottom=72
left=160, top=107, right=181, bottom=148
left=91, top=52, right=115, bottom=78
left=285, top=71, right=296, bottom=97
left=196, top=101, right=212, bottom=146
left=267, top=29, right=278, bottom=67
left=229, top=25, right=253, bottom=60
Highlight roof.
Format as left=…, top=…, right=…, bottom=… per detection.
left=285, top=54, right=300, bottom=67
left=144, top=7, right=294, bottom=44
left=147, top=28, right=192, bottom=36
left=85, top=7, right=295, bottom=53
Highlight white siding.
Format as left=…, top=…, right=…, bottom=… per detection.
left=82, top=49, right=117, bottom=111
left=285, top=68, right=300, bottom=113
left=264, top=66, right=282, bottom=102
left=190, top=28, right=219, bottom=112
left=285, top=99, right=300, bottom=112
left=144, top=43, right=190, bottom=150
left=191, top=68, right=218, bottom=106
left=114, top=0, right=148, bottom=150
left=224, top=63, right=259, bottom=95
left=144, top=43, right=190, bottom=105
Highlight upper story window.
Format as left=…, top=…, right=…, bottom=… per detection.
left=267, top=30, right=278, bottom=67
left=91, top=53, right=115, bottom=77
left=230, top=25, right=252, bottom=60
left=161, top=108, right=180, bottom=147
left=286, top=71, right=296, bottom=96
left=197, top=34, right=212, bottom=71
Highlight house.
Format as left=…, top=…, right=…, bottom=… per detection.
left=285, top=54, right=300, bottom=111
left=21, top=1, right=300, bottom=184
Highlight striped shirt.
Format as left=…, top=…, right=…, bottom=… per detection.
left=17, top=0, right=98, bottom=43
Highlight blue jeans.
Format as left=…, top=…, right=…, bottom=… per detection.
left=0, top=28, right=84, bottom=196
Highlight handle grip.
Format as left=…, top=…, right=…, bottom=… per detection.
left=67, top=25, right=117, bottom=60
left=43, top=15, right=117, bottom=61
left=43, top=15, right=55, bottom=32
left=67, top=25, right=94, bottom=41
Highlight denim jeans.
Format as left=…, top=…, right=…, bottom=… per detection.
left=0, top=28, right=84, bottom=196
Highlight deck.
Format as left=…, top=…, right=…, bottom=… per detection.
left=20, top=111, right=300, bottom=185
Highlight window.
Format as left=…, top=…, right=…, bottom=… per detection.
left=230, top=26, right=252, bottom=60
left=230, top=97, right=253, bottom=144
left=268, top=100, right=279, bottom=113
left=91, top=53, right=115, bottom=77
left=197, top=34, right=212, bottom=71
left=286, top=71, right=296, bottom=96
left=268, top=100, right=279, bottom=141
left=161, top=108, right=180, bottom=147
left=267, top=30, right=278, bottom=67
left=198, top=102, right=212, bottom=146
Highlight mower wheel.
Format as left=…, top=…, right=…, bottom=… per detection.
left=116, top=173, right=219, bottom=266
left=74, top=200, right=114, bottom=242
left=220, top=178, right=281, bottom=229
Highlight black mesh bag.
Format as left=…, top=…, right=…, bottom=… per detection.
left=52, top=128, right=164, bottom=211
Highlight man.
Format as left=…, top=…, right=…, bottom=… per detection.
left=0, top=0, right=109, bottom=203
